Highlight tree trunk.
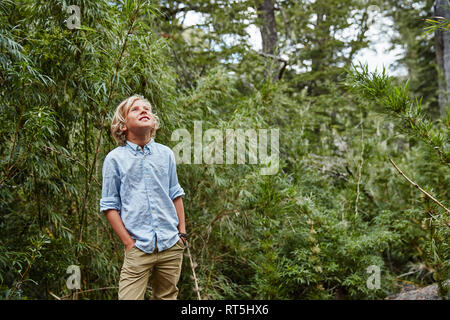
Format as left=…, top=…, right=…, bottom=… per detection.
left=434, top=0, right=450, bottom=117
left=256, top=0, right=279, bottom=81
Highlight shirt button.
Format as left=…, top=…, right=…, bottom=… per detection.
left=146, top=175, right=150, bottom=179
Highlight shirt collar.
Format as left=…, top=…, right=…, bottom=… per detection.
left=126, top=138, right=154, bottom=155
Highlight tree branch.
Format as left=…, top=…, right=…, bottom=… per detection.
left=389, top=158, right=450, bottom=217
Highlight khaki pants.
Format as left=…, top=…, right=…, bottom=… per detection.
left=118, top=240, right=185, bottom=300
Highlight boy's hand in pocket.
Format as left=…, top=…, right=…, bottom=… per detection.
left=125, top=240, right=136, bottom=253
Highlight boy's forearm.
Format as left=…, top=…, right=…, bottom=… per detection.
left=173, top=196, right=186, bottom=234
left=104, top=209, right=134, bottom=246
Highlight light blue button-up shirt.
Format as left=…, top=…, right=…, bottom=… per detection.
left=99, top=138, right=185, bottom=253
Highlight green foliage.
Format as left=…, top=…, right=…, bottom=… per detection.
left=0, top=0, right=448, bottom=300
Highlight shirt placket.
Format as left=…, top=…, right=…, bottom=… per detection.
left=142, top=147, right=157, bottom=250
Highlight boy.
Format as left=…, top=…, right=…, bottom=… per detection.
left=100, top=94, right=187, bottom=300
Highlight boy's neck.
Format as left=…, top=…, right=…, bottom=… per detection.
left=127, top=134, right=151, bottom=150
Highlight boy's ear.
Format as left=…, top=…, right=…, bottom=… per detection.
left=120, top=123, right=127, bottom=133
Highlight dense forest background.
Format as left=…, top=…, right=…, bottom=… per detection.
left=0, top=0, right=448, bottom=300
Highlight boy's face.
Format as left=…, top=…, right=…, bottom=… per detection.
left=121, top=99, right=155, bottom=136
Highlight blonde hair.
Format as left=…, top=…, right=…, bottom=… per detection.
left=111, top=94, right=160, bottom=146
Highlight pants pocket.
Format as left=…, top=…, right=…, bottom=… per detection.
left=175, top=240, right=185, bottom=250
left=124, top=244, right=136, bottom=258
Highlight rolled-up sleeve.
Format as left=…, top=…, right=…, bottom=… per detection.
left=100, top=154, right=121, bottom=213
left=168, top=150, right=185, bottom=200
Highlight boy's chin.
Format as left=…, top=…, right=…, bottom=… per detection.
left=139, top=120, right=155, bottom=127
left=130, top=125, right=153, bottom=135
